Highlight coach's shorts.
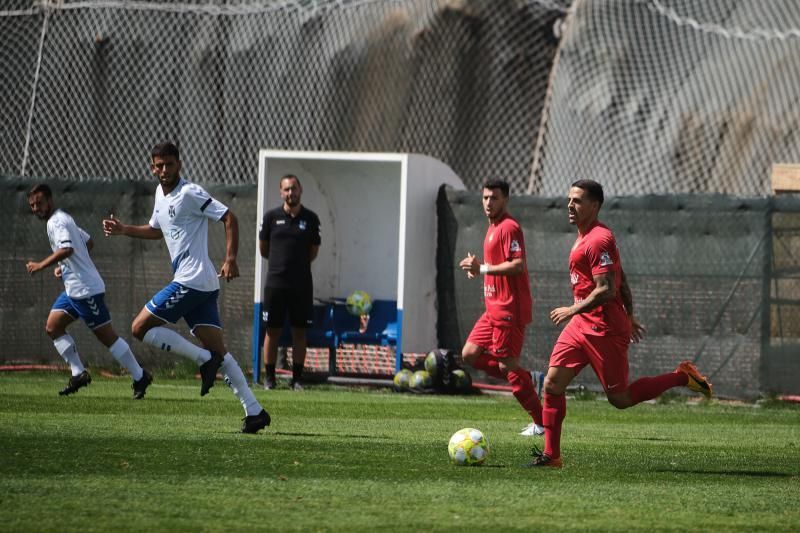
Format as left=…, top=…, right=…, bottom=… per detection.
left=52, top=291, right=112, bottom=330
left=466, top=312, right=526, bottom=358
left=262, top=286, right=313, bottom=329
left=549, top=322, right=630, bottom=394
left=146, top=282, right=221, bottom=332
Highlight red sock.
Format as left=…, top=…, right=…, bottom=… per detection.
left=627, top=372, right=689, bottom=405
left=543, top=393, right=566, bottom=460
left=471, top=353, right=506, bottom=380
left=507, top=369, right=543, bottom=425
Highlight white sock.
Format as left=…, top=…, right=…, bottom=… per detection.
left=221, top=353, right=262, bottom=416
left=143, top=327, right=211, bottom=365
left=109, top=337, right=144, bottom=381
left=53, top=334, right=85, bottom=376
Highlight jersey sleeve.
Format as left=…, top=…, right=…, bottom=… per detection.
left=148, top=199, right=161, bottom=230
left=189, top=184, right=228, bottom=221
left=503, top=223, right=525, bottom=261
left=78, top=227, right=91, bottom=243
left=258, top=212, right=271, bottom=242
left=49, top=218, right=74, bottom=250
left=310, top=212, right=321, bottom=246
left=586, top=231, right=617, bottom=276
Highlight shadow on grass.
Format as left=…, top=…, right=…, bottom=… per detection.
left=272, top=431, right=391, bottom=440
left=654, top=468, right=792, bottom=478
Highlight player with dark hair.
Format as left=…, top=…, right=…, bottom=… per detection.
left=459, top=179, right=544, bottom=436
left=259, top=174, right=321, bottom=390
left=102, top=141, right=270, bottom=433
left=26, top=184, right=152, bottom=398
left=528, top=179, right=713, bottom=468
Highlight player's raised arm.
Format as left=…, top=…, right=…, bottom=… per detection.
left=102, top=214, right=162, bottom=240
left=218, top=210, right=239, bottom=281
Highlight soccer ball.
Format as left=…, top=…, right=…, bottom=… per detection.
left=448, top=428, right=490, bottom=466
left=393, top=369, right=412, bottom=389
left=424, top=350, right=439, bottom=377
left=345, top=290, right=372, bottom=316
left=449, top=368, right=472, bottom=391
left=409, top=370, right=432, bottom=389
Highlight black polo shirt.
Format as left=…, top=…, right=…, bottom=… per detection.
left=259, top=205, right=321, bottom=289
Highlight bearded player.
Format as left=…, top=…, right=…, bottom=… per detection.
left=459, top=179, right=544, bottom=437
left=527, top=179, right=713, bottom=468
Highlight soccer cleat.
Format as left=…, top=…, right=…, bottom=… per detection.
left=676, top=361, right=713, bottom=399
left=132, top=369, right=153, bottom=400
left=59, top=370, right=92, bottom=396
left=199, top=352, right=224, bottom=396
left=519, top=422, right=545, bottom=437
left=523, top=445, right=563, bottom=468
left=263, top=375, right=276, bottom=390
left=241, top=409, right=271, bottom=434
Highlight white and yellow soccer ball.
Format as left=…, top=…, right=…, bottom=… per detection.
left=345, top=290, right=373, bottom=316
left=423, top=350, right=439, bottom=377
left=448, top=428, right=490, bottom=466
left=393, top=369, right=413, bottom=389
left=409, top=369, right=432, bottom=390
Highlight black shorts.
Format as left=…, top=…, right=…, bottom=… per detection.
left=263, top=286, right=313, bottom=329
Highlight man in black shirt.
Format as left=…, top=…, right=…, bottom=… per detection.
left=259, top=174, right=321, bottom=390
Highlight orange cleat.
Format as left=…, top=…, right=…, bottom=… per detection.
left=676, top=361, right=713, bottom=399
left=523, top=446, right=563, bottom=468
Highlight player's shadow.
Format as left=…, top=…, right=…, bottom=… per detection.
left=271, top=431, right=391, bottom=440
left=653, top=468, right=792, bottom=478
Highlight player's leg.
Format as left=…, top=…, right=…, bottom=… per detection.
left=526, top=326, right=585, bottom=467
left=192, top=324, right=270, bottom=433
left=287, top=285, right=313, bottom=390
left=262, top=287, right=289, bottom=389
left=92, top=321, right=152, bottom=399
left=47, top=294, right=91, bottom=395
left=493, top=326, right=544, bottom=430
left=132, top=283, right=222, bottom=395
left=462, top=313, right=505, bottom=380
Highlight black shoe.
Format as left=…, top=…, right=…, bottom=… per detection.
left=132, top=369, right=153, bottom=400
left=241, top=409, right=271, bottom=434
left=264, top=375, right=276, bottom=390
left=522, top=445, right=563, bottom=468
left=59, top=370, right=92, bottom=396
left=199, top=352, right=224, bottom=396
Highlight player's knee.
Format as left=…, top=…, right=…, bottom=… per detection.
left=44, top=323, right=61, bottom=339
left=607, top=393, right=633, bottom=409
left=543, top=375, right=565, bottom=396
left=131, top=320, right=148, bottom=341
left=461, top=346, right=478, bottom=365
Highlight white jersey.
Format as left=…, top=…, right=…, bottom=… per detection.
left=148, top=178, right=228, bottom=292
left=46, top=209, right=105, bottom=299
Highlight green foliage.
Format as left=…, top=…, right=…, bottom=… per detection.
left=1, top=373, right=799, bottom=532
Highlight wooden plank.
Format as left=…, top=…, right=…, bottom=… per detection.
left=772, top=163, right=800, bottom=193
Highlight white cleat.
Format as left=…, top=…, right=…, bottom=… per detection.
left=519, top=422, right=545, bottom=437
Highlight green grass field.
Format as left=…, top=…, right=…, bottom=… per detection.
left=1, top=373, right=799, bottom=532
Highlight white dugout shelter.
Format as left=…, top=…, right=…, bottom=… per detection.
left=252, top=150, right=465, bottom=383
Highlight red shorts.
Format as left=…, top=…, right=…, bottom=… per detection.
left=549, top=321, right=630, bottom=393
left=466, top=312, right=526, bottom=359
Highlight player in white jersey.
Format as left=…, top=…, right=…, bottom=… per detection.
left=26, top=184, right=152, bottom=398
left=102, top=142, right=270, bottom=434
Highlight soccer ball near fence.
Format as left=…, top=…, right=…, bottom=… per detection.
left=345, top=290, right=372, bottom=316
left=409, top=370, right=432, bottom=390
left=393, top=369, right=412, bottom=389
left=424, top=350, right=439, bottom=377
left=448, top=428, right=489, bottom=466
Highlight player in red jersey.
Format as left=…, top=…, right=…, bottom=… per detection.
left=459, top=179, right=543, bottom=435
left=527, top=179, right=713, bottom=468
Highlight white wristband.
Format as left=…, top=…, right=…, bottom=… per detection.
left=479, top=264, right=489, bottom=275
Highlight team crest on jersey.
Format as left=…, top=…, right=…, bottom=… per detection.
left=168, top=205, right=176, bottom=218
left=570, top=271, right=579, bottom=285
left=299, top=220, right=307, bottom=230
left=599, top=251, right=614, bottom=266
left=510, top=239, right=521, bottom=252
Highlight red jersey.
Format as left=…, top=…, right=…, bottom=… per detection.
left=482, top=212, right=532, bottom=326
left=568, top=220, right=630, bottom=337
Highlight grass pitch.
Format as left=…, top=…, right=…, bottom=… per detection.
left=1, top=373, right=799, bottom=532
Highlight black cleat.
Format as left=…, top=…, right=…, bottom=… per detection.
left=59, top=370, right=92, bottom=396
left=199, top=352, right=224, bottom=396
left=522, top=445, right=563, bottom=468
left=132, top=369, right=153, bottom=400
left=241, top=409, right=271, bottom=434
